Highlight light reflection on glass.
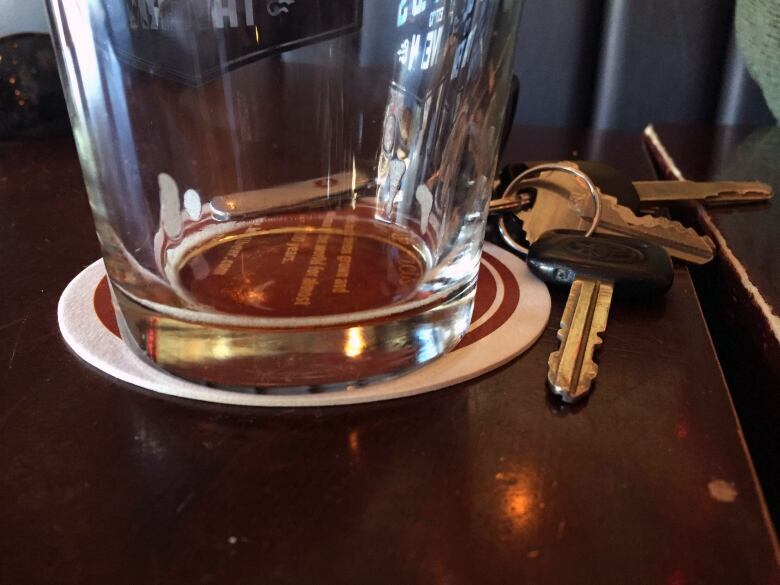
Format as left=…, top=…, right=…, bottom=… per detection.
left=212, top=338, right=232, bottom=360
left=345, top=327, right=367, bottom=358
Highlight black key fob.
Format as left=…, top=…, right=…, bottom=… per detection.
left=526, top=229, right=674, bottom=297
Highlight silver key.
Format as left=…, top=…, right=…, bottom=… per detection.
left=529, top=229, right=673, bottom=403
left=210, top=171, right=372, bottom=221
left=570, top=190, right=715, bottom=264
left=548, top=278, right=613, bottom=402
left=634, top=180, right=773, bottom=206
left=516, top=170, right=716, bottom=264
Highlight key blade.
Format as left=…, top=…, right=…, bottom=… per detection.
left=634, top=180, right=773, bottom=206
left=548, top=278, right=614, bottom=403
left=210, top=171, right=371, bottom=221
left=694, top=182, right=773, bottom=206
left=573, top=191, right=716, bottom=265
left=489, top=192, right=533, bottom=213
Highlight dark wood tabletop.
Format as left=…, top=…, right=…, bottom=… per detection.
left=645, top=123, right=780, bottom=535
left=1, top=127, right=778, bottom=584
left=645, top=124, right=779, bottom=337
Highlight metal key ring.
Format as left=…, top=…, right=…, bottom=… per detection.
left=494, top=163, right=603, bottom=257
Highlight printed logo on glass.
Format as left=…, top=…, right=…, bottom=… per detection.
left=104, top=0, right=362, bottom=85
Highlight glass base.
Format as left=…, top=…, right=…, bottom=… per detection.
left=111, top=280, right=476, bottom=390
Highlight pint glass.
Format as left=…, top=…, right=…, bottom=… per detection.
left=47, top=0, right=523, bottom=388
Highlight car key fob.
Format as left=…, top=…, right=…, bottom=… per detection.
left=526, top=229, right=674, bottom=297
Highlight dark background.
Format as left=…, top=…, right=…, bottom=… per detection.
left=0, top=0, right=775, bottom=140
left=512, top=0, right=775, bottom=129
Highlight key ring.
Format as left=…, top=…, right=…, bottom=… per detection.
left=492, top=163, right=603, bottom=257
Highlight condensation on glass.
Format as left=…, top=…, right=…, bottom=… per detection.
left=47, top=0, right=523, bottom=389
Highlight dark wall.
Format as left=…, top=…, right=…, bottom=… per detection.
left=1, top=0, right=775, bottom=139
left=512, top=0, right=775, bottom=129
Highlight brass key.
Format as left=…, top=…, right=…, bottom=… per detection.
left=633, top=180, right=772, bottom=206
left=515, top=169, right=716, bottom=265
left=527, top=230, right=674, bottom=403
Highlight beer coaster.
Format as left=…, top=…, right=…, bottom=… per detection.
left=58, top=243, right=551, bottom=407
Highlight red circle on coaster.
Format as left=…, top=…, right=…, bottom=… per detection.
left=94, top=277, right=120, bottom=338
left=457, top=252, right=521, bottom=350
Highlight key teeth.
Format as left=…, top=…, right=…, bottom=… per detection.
left=647, top=219, right=714, bottom=248
left=548, top=355, right=600, bottom=403
left=572, top=191, right=717, bottom=260
left=548, top=349, right=562, bottom=371
left=548, top=378, right=592, bottom=404
left=548, top=324, right=606, bottom=403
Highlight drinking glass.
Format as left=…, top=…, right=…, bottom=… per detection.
left=47, top=0, right=524, bottom=389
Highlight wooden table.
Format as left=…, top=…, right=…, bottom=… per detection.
left=1, top=127, right=777, bottom=584
left=645, top=123, right=780, bottom=532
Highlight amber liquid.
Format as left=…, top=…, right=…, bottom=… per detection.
left=173, top=210, right=431, bottom=321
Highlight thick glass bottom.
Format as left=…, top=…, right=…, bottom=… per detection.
left=111, top=280, right=476, bottom=390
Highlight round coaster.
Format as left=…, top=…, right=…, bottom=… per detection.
left=58, top=243, right=551, bottom=407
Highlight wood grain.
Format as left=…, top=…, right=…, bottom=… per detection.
left=0, top=128, right=777, bottom=584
